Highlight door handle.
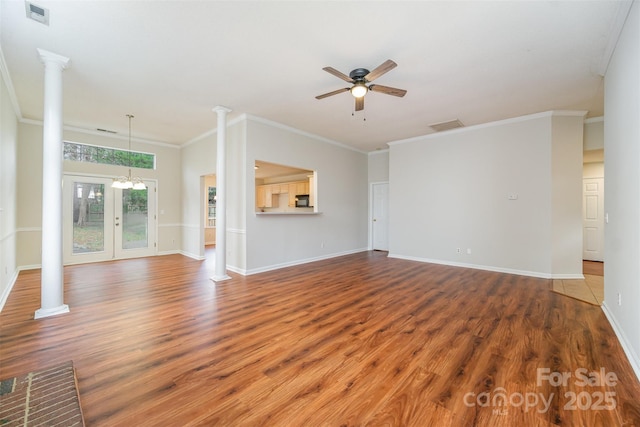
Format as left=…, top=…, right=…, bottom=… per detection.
left=115, top=223, right=120, bottom=226
left=373, top=218, right=377, bottom=222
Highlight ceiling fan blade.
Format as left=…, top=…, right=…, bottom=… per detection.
left=355, top=96, right=364, bottom=111
left=315, top=88, right=350, bottom=99
left=322, top=67, right=354, bottom=83
left=369, top=84, right=407, bottom=97
left=365, top=59, right=397, bottom=82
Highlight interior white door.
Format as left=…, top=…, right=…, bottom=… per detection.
left=64, top=175, right=156, bottom=264
left=583, top=177, right=604, bottom=262
left=372, top=182, right=389, bottom=251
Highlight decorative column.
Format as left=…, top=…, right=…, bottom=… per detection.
left=35, top=49, right=70, bottom=319
left=212, top=106, right=232, bottom=282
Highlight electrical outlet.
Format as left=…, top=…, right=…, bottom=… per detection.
left=321, top=242, right=325, bottom=248
left=456, top=248, right=461, bottom=254
left=618, top=293, right=622, bottom=306
left=467, top=248, right=472, bottom=255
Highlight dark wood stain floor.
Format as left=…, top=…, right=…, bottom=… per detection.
left=1, top=251, right=639, bottom=426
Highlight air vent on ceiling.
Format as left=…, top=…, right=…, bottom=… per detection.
left=429, top=119, right=464, bottom=132
left=25, top=1, right=49, bottom=26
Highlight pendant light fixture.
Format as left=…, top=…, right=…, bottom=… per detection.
left=112, top=114, right=146, bottom=190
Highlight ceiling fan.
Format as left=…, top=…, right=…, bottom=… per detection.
left=315, top=59, right=407, bottom=111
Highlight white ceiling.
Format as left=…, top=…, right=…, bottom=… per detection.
left=0, top=1, right=625, bottom=153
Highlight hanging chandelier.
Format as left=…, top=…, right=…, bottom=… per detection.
left=112, top=114, right=146, bottom=190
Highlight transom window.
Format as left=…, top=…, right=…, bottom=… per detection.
left=63, top=141, right=155, bottom=169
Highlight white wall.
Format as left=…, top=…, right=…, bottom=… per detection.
left=584, top=162, right=604, bottom=179
left=180, top=119, right=246, bottom=265
left=583, top=118, right=604, bottom=179
left=388, top=111, right=584, bottom=278
left=584, top=118, right=604, bottom=151
left=551, top=114, right=585, bottom=276
left=181, top=130, right=217, bottom=260
left=0, top=65, right=18, bottom=309
left=603, top=0, right=640, bottom=379
left=368, top=150, right=389, bottom=183
left=244, top=116, right=368, bottom=274
left=16, top=121, right=182, bottom=267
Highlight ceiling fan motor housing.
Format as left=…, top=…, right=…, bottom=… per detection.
left=349, top=68, right=370, bottom=81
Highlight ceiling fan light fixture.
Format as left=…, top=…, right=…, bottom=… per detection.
left=350, top=83, right=368, bottom=98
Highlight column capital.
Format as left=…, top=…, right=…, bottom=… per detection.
left=37, top=48, right=71, bottom=69
left=212, top=106, right=232, bottom=115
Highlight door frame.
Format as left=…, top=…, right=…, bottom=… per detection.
left=63, top=173, right=158, bottom=265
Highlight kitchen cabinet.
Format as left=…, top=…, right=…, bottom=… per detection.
left=288, top=183, right=297, bottom=207
left=256, top=185, right=278, bottom=208
left=286, top=181, right=310, bottom=207
left=257, top=180, right=311, bottom=209
left=256, top=185, right=265, bottom=207
left=295, top=182, right=308, bottom=195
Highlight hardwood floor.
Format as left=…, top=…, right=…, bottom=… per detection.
left=583, top=260, right=604, bottom=276
left=1, top=252, right=639, bottom=426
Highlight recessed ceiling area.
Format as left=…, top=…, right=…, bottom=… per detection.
left=0, top=1, right=625, bottom=152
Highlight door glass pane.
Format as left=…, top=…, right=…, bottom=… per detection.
left=122, top=188, right=148, bottom=249
left=73, top=182, right=105, bottom=253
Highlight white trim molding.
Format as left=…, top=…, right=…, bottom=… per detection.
left=389, top=110, right=588, bottom=148
left=0, top=269, right=19, bottom=313
left=602, top=302, right=640, bottom=383
left=239, top=248, right=369, bottom=276
left=386, top=253, right=580, bottom=280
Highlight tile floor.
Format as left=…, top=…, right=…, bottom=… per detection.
left=552, top=274, right=604, bottom=305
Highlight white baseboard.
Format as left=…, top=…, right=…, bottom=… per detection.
left=601, top=302, right=640, bottom=383
left=179, top=250, right=206, bottom=261
left=387, top=253, right=557, bottom=279
left=157, top=250, right=181, bottom=256
left=0, top=268, right=19, bottom=313
left=551, top=273, right=586, bottom=280
left=226, top=265, right=246, bottom=275
left=242, top=248, right=369, bottom=276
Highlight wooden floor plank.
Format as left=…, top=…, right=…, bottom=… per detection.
left=1, top=251, right=639, bottom=426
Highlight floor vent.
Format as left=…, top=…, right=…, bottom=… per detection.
left=25, top=1, right=49, bottom=26
left=429, top=119, right=464, bottom=132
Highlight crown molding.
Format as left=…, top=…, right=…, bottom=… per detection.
left=388, top=110, right=587, bottom=148
left=18, top=118, right=180, bottom=149
left=584, top=116, right=604, bottom=124
left=598, top=0, right=634, bottom=76
left=245, top=114, right=367, bottom=154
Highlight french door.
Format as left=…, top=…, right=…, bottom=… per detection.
left=63, top=175, right=156, bottom=264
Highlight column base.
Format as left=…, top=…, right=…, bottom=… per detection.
left=34, top=304, right=70, bottom=320
left=210, top=275, right=231, bottom=283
